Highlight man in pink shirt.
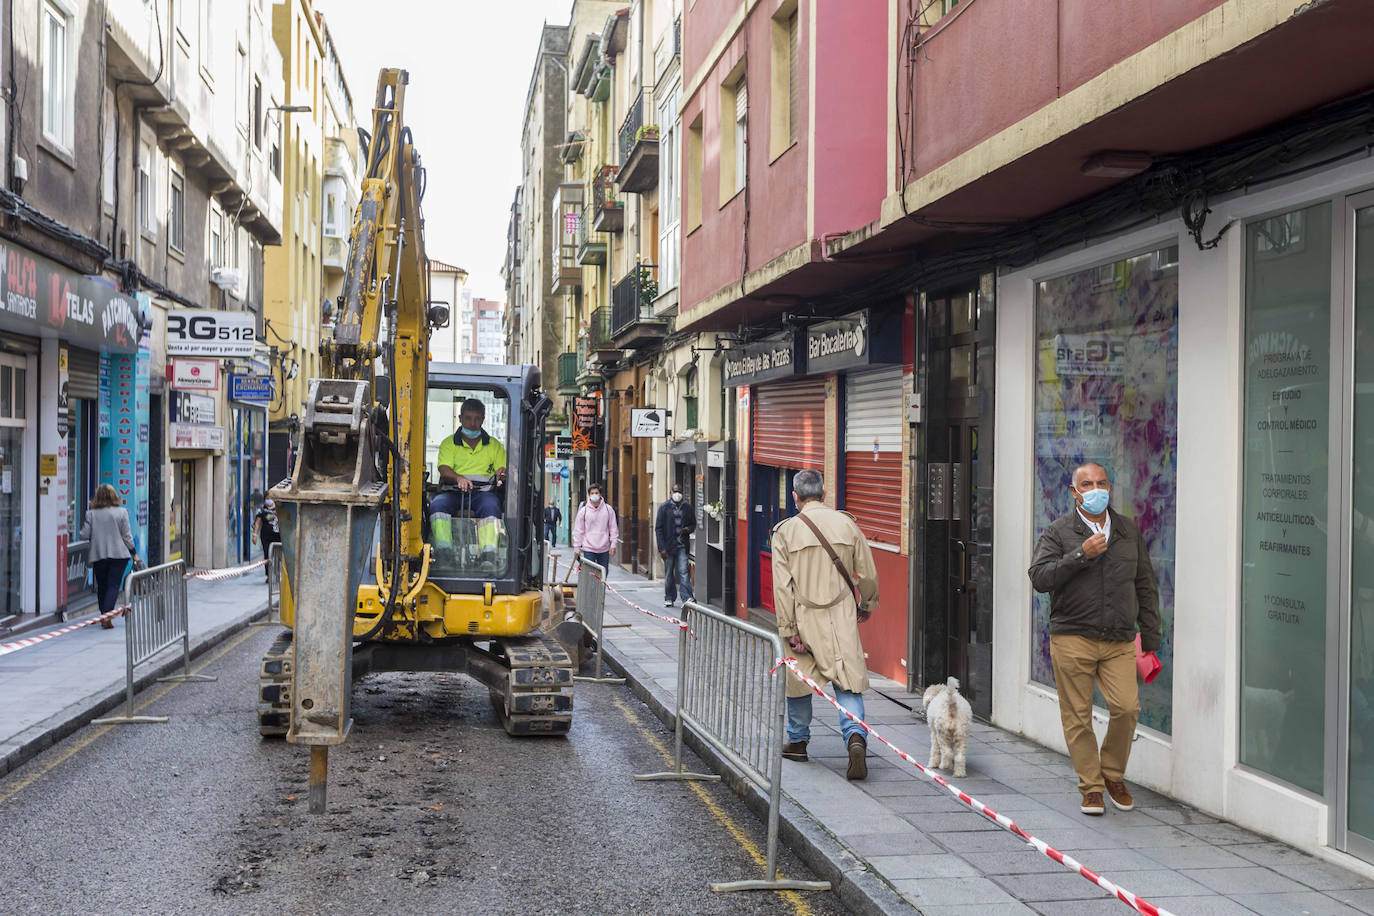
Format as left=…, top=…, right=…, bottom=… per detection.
left=572, top=483, right=619, bottom=572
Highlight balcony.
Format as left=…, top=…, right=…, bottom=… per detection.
left=551, top=182, right=584, bottom=295
left=591, top=165, right=623, bottom=233
left=610, top=263, right=669, bottom=351
left=557, top=351, right=582, bottom=395
left=322, top=235, right=347, bottom=274
left=576, top=203, right=606, bottom=265
left=561, top=129, right=586, bottom=165
left=618, top=90, right=659, bottom=193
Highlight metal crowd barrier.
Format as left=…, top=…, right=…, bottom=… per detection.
left=635, top=600, right=830, bottom=894
left=93, top=560, right=217, bottom=725
left=253, top=542, right=285, bottom=628
left=572, top=558, right=623, bottom=685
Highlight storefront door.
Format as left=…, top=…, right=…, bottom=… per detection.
left=1344, top=192, right=1374, bottom=858
left=169, top=460, right=193, bottom=564
left=921, top=284, right=995, bottom=718
left=0, top=352, right=27, bottom=618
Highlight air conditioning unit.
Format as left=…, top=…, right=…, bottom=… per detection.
left=211, top=267, right=242, bottom=292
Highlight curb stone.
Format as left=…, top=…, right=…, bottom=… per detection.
left=0, top=601, right=270, bottom=779
left=599, top=640, right=922, bottom=915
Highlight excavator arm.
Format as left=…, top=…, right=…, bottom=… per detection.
left=269, top=69, right=436, bottom=813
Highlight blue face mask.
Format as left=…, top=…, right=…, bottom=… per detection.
left=1079, top=488, right=1110, bottom=515
left=461, top=427, right=482, bottom=439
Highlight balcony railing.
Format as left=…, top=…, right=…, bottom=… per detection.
left=557, top=351, right=581, bottom=392
left=591, top=165, right=623, bottom=232
left=610, top=263, right=668, bottom=350
left=552, top=182, right=584, bottom=294
left=576, top=203, right=606, bottom=265
left=618, top=90, right=660, bottom=193
left=588, top=306, right=614, bottom=350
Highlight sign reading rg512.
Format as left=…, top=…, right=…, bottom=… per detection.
left=166, top=309, right=256, bottom=357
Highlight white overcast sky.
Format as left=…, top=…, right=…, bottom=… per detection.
left=316, top=0, right=575, bottom=304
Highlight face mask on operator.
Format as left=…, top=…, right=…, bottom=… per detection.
left=461, top=427, right=483, bottom=439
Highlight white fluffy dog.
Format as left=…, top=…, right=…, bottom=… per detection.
left=922, top=676, right=973, bottom=778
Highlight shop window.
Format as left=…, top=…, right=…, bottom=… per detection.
left=1240, top=201, right=1332, bottom=795
left=1032, top=245, right=1179, bottom=735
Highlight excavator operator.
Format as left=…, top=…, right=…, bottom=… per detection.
left=431, top=397, right=507, bottom=566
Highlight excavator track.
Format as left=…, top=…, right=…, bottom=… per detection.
left=481, top=631, right=574, bottom=736
left=257, top=630, right=293, bottom=738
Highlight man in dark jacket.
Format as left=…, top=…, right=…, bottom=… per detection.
left=544, top=500, right=562, bottom=546
left=655, top=483, right=696, bottom=608
left=1028, top=462, right=1162, bottom=818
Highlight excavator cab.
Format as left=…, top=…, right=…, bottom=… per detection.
left=420, top=364, right=545, bottom=590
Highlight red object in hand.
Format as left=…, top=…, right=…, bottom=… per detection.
left=1135, top=633, right=1162, bottom=683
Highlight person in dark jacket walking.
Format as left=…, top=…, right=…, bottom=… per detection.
left=80, top=484, right=139, bottom=629
left=1028, top=462, right=1162, bottom=817
left=253, top=497, right=281, bottom=581
left=655, top=483, right=696, bottom=607
left=544, top=500, right=562, bottom=546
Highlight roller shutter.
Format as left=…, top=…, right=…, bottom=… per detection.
left=844, top=367, right=905, bottom=546
left=752, top=378, right=825, bottom=469
left=67, top=347, right=100, bottom=400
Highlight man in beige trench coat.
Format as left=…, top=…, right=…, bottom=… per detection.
left=772, top=469, right=880, bottom=780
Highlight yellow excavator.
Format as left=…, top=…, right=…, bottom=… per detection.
left=259, top=69, right=576, bottom=810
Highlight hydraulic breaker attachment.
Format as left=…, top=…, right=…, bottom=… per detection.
left=271, top=379, right=384, bottom=813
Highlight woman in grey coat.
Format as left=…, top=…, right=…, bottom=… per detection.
left=79, top=484, right=141, bottom=628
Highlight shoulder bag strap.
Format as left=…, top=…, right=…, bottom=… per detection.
left=795, top=512, right=861, bottom=608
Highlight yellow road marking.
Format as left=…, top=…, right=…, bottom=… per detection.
left=612, top=696, right=817, bottom=916
left=0, top=627, right=262, bottom=806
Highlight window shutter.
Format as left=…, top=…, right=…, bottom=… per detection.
left=843, top=367, right=906, bottom=545
left=753, top=378, right=825, bottom=469
left=735, top=80, right=748, bottom=123
left=67, top=347, right=100, bottom=401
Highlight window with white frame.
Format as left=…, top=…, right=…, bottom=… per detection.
left=236, top=45, right=248, bottom=131
left=169, top=168, right=186, bottom=253
left=102, top=88, right=116, bottom=208
left=253, top=78, right=263, bottom=150
left=209, top=205, right=224, bottom=268
left=138, top=140, right=156, bottom=236
left=733, top=79, right=747, bottom=196
left=199, top=0, right=215, bottom=80
left=41, top=2, right=74, bottom=151
left=657, top=85, right=681, bottom=294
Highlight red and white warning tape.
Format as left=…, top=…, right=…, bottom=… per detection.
left=0, top=606, right=128, bottom=658
left=583, top=565, right=688, bottom=630
left=185, top=558, right=267, bottom=582
left=772, top=656, right=1174, bottom=916
left=0, top=558, right=268, bottom=660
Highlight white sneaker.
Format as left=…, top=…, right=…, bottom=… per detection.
left=665, top=599, right=675, bottom=608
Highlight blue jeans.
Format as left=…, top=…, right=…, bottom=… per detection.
left=544, top=523, right=557, bottom=546
left=431, top=489, right=502, bottom=519
left=664, top=547, right=694, bottom=603
left=582, top=550, right=610, bottom=573
left=787, top=688, right=866, bottom=744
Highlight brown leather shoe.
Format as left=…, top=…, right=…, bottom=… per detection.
left=1080, top=791, right=1105, bottom=815
left=781, top=741, right=808, bottom=762
left=846, top=734, right=868, bottom=780
left=1105, top=779, right=1134, bottom=811
left=100, top=618, right=115, bottom=630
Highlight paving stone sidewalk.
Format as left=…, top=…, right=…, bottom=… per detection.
left=0, top=569, right=271, bottom=777
left=587, top=561, right=1374, bottom=916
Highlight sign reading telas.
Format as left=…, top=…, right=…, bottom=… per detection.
left=167, top=309, right=256, bottom=357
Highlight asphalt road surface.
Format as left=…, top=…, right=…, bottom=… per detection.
left=0, top=626, right=847, bottom=915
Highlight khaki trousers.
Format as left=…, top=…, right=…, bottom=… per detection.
left=1049, top=634, right=1139, bottom=796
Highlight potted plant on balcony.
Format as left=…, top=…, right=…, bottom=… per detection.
left=637, top=265, right=658, bottom=305
left=636, top=124, right=660, bottom=144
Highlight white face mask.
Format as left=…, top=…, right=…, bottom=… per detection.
left=671, top=492, right=683, bottom=503
left=589, top=494, right=602, bottom=505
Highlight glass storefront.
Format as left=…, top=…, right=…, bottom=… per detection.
left=1033, top=245, right=1179, bottom=735
left=0, top=353, right=27, bottom=617
left=1240, top=201, right=1332, bottom=796
left=1349, top=198, right=1374, bottom=844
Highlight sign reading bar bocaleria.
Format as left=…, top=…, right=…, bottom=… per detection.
left=0, top=240, right=141, bottom=352
left=804, top=308, right=902, bottom=374
left=722, top=332, right=803, bottom=387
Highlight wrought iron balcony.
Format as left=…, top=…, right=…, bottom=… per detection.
left=576, top=203, right=606, bottom=265
left=592, top=165, right=623, bottom=233
left=588, top=306, right=615, bottom=351
left=610, top=263, right=668, bottom=350
left=557, top=351, right=581, bottom=394
left=617, top=90, right=659, bottom=193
